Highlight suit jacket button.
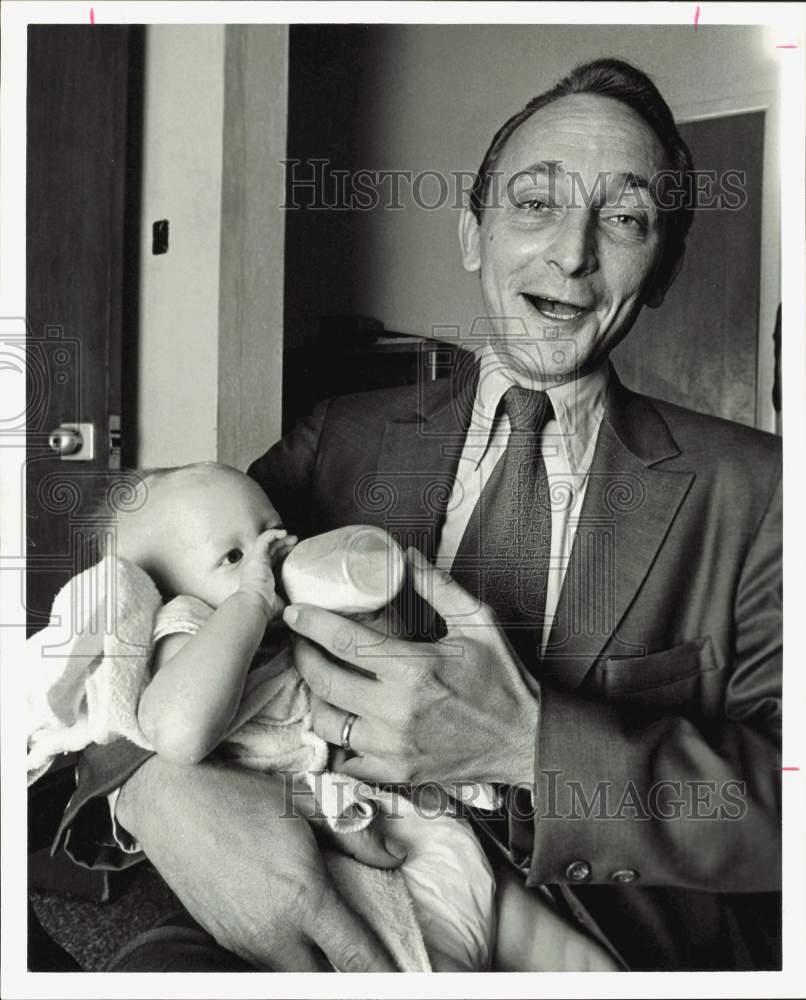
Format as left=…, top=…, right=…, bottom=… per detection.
left=565, top=860, right=592, bottom=882
left=610, top=868, right=638, bottom=883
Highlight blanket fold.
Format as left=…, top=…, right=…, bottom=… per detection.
left=26, top=557, right=161, bottom=785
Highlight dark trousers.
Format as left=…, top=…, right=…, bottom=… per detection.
left=105, top=910, right=254, bottom=972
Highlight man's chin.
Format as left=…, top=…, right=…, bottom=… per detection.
left=484, top=339, right=587, bottom=387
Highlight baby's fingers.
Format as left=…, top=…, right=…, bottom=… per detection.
left=269, top=533, right=298, bottom=561
left=323, top=821, right=407, bottom=870
left=257, top=527, right=288, bottom=548
left=244, top=528, right=288, bottom=566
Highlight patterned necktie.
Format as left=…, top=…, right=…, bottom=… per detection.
left=451, top=385, right=553, bottom=671
left=451, top=385, right=553, bottom=864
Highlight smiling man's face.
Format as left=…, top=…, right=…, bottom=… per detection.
left=460, top=93, right=670, bottom=385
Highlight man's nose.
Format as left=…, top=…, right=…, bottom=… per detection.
left=542, top=208, right=598, bottom=277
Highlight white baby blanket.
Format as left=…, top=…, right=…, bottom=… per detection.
left=26, top=556, right=162, bottom=785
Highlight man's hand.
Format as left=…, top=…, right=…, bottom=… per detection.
left=115, top=757, right=398, bottom=971
left=284, top=547, right=539, bottom=787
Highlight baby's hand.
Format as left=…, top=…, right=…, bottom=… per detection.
left=239, top=529, right=298, bottom=619
left=280, top=774, right=406, bottom=871
left=327, top=809, right=408, bottom=871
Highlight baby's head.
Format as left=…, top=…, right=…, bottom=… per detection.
left=105, top=462, right=286, bottom=609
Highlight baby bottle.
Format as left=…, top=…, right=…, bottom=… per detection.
left=281, top=524, right=405, bottom=614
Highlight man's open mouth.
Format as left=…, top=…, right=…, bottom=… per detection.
left=522, top=293, right=590, bottom=321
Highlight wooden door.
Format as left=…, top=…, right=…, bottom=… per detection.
left=26, top=26, right=139, bottom=634
left=612, top=112, right=765, bottom=428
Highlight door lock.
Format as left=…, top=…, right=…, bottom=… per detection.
left=48, top=422, right=95, bottom=461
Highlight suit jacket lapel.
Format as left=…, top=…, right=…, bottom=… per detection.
left=540, top=371, right=695, bottom=689
left=370, top=361, right=694, bottom=677
left=373, top=354, right=478, bottom=559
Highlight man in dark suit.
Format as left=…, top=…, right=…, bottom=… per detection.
left=52, top=58, right=781, bottom=971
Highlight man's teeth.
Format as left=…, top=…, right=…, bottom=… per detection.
left=528, top=295, right=585, bottom=320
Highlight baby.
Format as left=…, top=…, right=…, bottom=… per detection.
left=99, top=461, right=619, bottom=972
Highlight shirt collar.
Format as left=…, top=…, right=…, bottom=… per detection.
left=466, top=345, right=610, bottom=475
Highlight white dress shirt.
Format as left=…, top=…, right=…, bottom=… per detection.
left=436, top=348, right=610, bottom=655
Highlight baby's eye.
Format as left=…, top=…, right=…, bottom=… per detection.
left=223, top=548, right=243, bottom=565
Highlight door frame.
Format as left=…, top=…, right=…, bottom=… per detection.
left=673, top=88, right=780, bottom=434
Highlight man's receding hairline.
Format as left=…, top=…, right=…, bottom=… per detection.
left=491, top=92, right=670, bottom=179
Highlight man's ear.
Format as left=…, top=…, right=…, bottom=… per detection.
left=458, top=207, right=482, bottom=273
left=644, top=251, right=685, bottom=309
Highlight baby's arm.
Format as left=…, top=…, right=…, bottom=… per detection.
left=138, top=529, right=294, bottom=765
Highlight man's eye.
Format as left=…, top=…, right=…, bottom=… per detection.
left=224, top=548, right=243, bottom=565
left=519, top=198, right=551, bottom=213
left=603, top=213, right=645, bottom=229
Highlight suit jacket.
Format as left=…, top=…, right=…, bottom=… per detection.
left=247, top=361, right=782, bottom=970
left=54, top=362, right=781, bottom=970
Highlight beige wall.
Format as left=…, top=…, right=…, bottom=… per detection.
left=136, top=25, right=288, bottom=469
left=217, top=26, right=289, bottom=471
left=136, top=25, right=225, bottom=468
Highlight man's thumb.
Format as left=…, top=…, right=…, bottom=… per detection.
left=405, top=546, right=481, bottom=621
